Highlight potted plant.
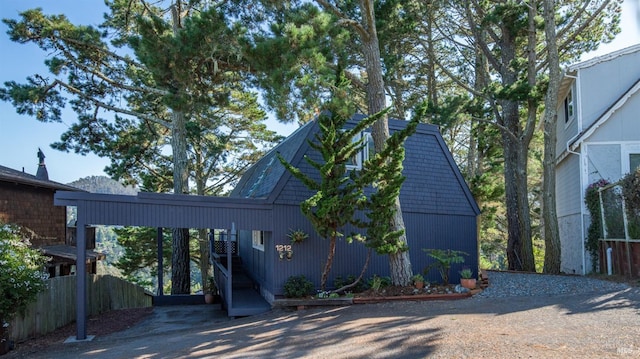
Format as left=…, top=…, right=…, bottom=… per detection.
left=459, top=267, right=476, bottom=289
left=204, top=277, right=216, bottom=304
left=287, top=229, right=308, bottom=244
left=411, top=274, right=425, bottom=289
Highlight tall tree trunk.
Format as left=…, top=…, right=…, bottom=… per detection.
left=169, top=1, right=191, bottom=295
left=502, top=123, right=524, bottom=270
left=501, top=96, right=535, bottom=272
left=498, top=23, right=535, bottom=272
left=517, top=141, right=534, bottom=271
left=519, top=1, right=539, bottom=272
left=171, top=109, right=191, bottom=294
left=195, top=172, right=211, bottom=292
left=542, top=0, right=562, bottom=273
left=426, top=3, right=437, bottom=123
left=321, top=236, right=338, bottom=291
left=361, top=0, right=413, bottom=286
left=198, top=229, right=210, bottom=290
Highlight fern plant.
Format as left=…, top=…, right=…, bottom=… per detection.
left=422, top=248, right=468, bottom=285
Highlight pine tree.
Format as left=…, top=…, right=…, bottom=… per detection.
left=0, top=1, right=277, bottom=293
left=278, top=73, right=417, bottom=289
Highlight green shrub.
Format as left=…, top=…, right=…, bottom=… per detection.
left=620, top=169, right=640, bottom=239
left=333, top=274, right=367, bottom=292
left=584, top=179, right=610, bottom=271
left=283, top=275, right=314, bottom=298
left=367, top=275, right=391, bottom=291
left=0, top=223, right=49, bottom=326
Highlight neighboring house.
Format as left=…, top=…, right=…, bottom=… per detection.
left=555, top=43, right=640, bottom=275
left=0, top=151, right=103, bottom=278
left=57, top=114, right=480, bottom=318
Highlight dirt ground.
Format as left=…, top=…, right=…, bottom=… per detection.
left=7, top=307, right=154, bottom=354
left=5, top=274, right=640, bottom=358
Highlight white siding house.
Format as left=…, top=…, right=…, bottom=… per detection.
left=555, top=43, right=640, bottom=274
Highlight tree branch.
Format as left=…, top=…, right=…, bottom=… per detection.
left=462, top=2, right=501, bottom=72
left=315, top=0, right=370, bottom=40
left=50, top=79, right=171, bottom=127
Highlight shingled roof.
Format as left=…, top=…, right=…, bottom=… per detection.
left=231, top=119, right=317, bottom=199
left=0, top=164, right=81, bottom=192
left=230, top=113, right=480, bottom=216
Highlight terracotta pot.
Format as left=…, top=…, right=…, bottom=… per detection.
left=414, top=281, right=425, bottom=289
left=204, top=293, right=215, bottom=304
left=460, top=278, right=476, bottom=289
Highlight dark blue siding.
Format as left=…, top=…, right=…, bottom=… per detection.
left=55, top=192, right=275, bottom=230
left=239, top=230, right=267, bottom=284
left=267, top=204, right=478, bottom=296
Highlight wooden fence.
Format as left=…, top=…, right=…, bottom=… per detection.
left=9, top=274, right=152, bottom=342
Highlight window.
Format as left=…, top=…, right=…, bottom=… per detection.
left=564, top=88, right=574, bottom=123
left=630, top=154, right=640, bottom=172
left=346, top=132, right=374, bottom=170
left=252, top=230, right=264, bottom=251
left=621, top=144, right=640, bottom=174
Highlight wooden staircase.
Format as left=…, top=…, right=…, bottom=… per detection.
left=216, top=255, right=271, bottom=317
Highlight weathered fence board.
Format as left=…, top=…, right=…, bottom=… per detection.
left=9, top=274, right=151, bottom=342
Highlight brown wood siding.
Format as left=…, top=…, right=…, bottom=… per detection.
left=0, top=182, right=66, bottom=246
left=599, top=240, right=640, bottom=277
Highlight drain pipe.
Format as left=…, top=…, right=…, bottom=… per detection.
left=606, top=247, right=613, bottom=276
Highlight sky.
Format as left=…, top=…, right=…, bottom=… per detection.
left=1, top=0, right=639, bottom=185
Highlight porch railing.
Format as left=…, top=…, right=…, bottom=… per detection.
left=209, top=224, right=235, bottom=314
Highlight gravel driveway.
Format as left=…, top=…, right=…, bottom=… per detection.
left=9, top=272, right=640, bottom=358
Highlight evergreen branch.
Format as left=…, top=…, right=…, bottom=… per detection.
left=55, top=46, right=168, bottom=96
left=315, top=0, right=370, bottom=41
left=48, top=79, right=172, bottom=127
left=277, top=152, right=320, bottom=191
left=469, top=114, right=519, bottom=143
left=537, top=0, right=613, bottom=71
left=337, top=68, right=367, bottom=92
left=61, top=36, right=142, bottom=68
left=462, top=2, right=501, bottom=73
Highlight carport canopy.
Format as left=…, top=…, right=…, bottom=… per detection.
left=54, top=190, right=274, bottom=341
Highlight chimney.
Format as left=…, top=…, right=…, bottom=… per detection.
left=36, top=148, right=49, bottom=181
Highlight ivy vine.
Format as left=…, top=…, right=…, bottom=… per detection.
left=620, top=169, right=640, bottom=239
left=584, top=179, right=609, bottom=272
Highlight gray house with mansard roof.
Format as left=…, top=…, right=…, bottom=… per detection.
left=227, top=114, right=480, bottom=304
left=57, top=113, right=480, bottom=323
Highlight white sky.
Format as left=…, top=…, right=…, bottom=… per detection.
left=0, top=0, right=638, bottom=184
